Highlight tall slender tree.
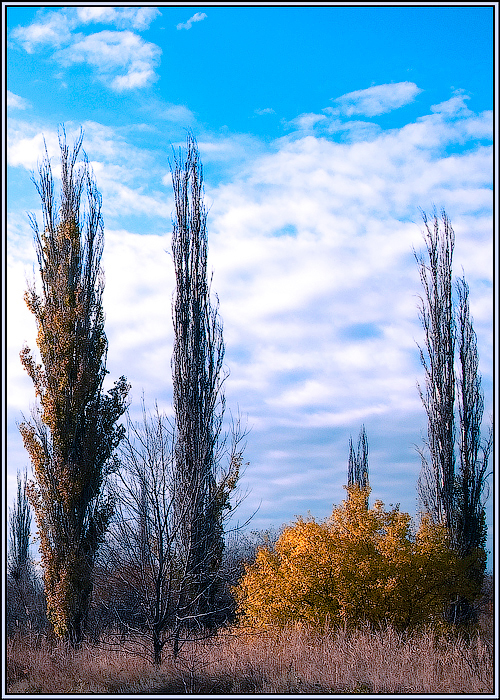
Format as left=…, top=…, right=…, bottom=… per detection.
left=347, top=425, right=369, bottom=491
left=8, top=470, right=33, bottom=585
left=7, top=470, right=46, bottom=634
left=415, top=210, right=491, bottom=622
left=455, top=277, right=491, bottom=559
left=19, top=129, right=129, bottom=646
left=170, top=132, right=237, bottom=635
left=415, top=210, right=456, bottom=531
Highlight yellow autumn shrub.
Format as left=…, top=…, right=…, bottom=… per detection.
left=235, top=485, right=479, bottom=630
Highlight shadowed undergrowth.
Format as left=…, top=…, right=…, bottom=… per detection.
left=7, top=614, right=493, bottom=695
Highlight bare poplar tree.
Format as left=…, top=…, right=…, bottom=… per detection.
left=347, top=425, right=369, bottom=491
left=8, top=470, right=33, bottom=585
left=415, top=210, right=456, bottom=530
left=7, top=470, right=44, bottom=635
left=170, top=132, right=241, bottom=638
left=19, top=129, right=129, bottom=647
left=92, top=133, right=245, bottom=664
left=415, top=211, right=491, bottom=623
left=455, top=276, right=492, bottom=559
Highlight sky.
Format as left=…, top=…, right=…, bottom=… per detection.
left=4, top=4, right=495, bottom=567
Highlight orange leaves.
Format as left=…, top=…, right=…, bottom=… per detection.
left=235, top=485, right=477, bottom=632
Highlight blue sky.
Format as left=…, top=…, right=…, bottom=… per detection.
left=5, top=4, right=494, bottom=566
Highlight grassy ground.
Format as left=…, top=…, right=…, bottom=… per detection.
left=7, top=613, right=493, bottom=695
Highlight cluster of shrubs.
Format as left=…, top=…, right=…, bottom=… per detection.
left=234, top=485, right=487, bottom=632
left=8, top=490, right=488, bottom=642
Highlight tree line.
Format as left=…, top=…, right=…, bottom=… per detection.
left=8, top=131, right=491, bottom=662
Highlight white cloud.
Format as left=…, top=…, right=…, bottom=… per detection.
left=112, top=68, right=155, bottom=91
left=76, top=7, right=160, bottom=30
left=329, top=82, right=423, bottom=117
left=7, top=125, right=59, bottom=170
left=54, top=30, right=161, bottom=91
left=192, top=133, right=266, bottom=167
left=201, top=104, right=492, bottom=456
left=325, top=119, right=382, bottom=142
left=76, top=7, right=117, bottom=24
left=254, top=107, right=276, bottom=116
left=287, top=112, right=328, bottom=131
left=11, top=9, right=75, bottom=51
left=160, top=104, right=195, bottom=123
left=11, top=6, right=160, bottom=52
left=7, top=120, right=173, bottom=232
left=176, top=12, right=207, bottom=30
left=11, top=8, right=162, bottom=91
left=101, top=229, right=175, bottom=398
left=285, top=86, right=483, bottom=145
left=430, top=93, right=472, bottom=117
left=7, top=98, right=493, bottom=539
left=7, top=91, right=30, bottom=110
left=105, top=182, right=171, bottom=219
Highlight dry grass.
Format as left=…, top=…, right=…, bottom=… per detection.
left=7, top=615, right=494, bottom=695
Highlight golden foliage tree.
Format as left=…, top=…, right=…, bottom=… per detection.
left=19, top=130, right=129, bottom=647
left=235, top=485, right=480, bottom=631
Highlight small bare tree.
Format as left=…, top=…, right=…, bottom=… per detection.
left=7, top=470, right=46, bottom=635
left=95, top=402, right=245, bottom=665
left=96, top=403, right=178, bottom=664
left=8, top=470, right=33, bottom=586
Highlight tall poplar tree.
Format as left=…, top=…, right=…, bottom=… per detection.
left=170, top=133, right=237, bottom=635
left=415, top=210, right=456, bottom=532
left=19, top=130, right=129, bottom=646
left=454, top=276, right=491, bottom=584
left=415, top=210, right=491, bottom=622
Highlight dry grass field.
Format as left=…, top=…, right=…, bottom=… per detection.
left=7, top=612, right=494, bottom=695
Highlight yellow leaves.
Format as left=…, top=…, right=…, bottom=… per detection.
left=44, top=558, right=85, bottom=639
left=416, top=513, right=448, bottom=553
left=19, top=136, right=127, bottom=644
left=235, top=485, right=476, bottom=632
left=19, top=345, right=46, bottom=399
left=24, top=287, right=42, bottom=317
left=377, top=511, right=413, bottom=561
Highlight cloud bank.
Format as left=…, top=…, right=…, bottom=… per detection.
left=7, top=94, right=493, bottom=532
